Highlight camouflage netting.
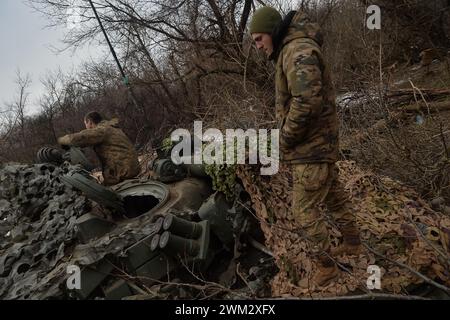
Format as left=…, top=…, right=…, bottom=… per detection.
left=0, top=163, right=90, bottom=299
left=0, top=162, right=211, bottom=299
left=237, top=160, right=450, bottom=297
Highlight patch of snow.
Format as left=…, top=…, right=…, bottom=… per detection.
left=393, top=79, right=408, bottom=86
left=336, top=90, right=378, bottom=109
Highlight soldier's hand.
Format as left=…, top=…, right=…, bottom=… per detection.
left=57, top=135, right=71, bottom=149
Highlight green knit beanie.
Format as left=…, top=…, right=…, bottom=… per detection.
left=249, top=6, right=282, bottom=34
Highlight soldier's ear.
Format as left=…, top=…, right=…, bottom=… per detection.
left=85, top=119, right=94, bottom=129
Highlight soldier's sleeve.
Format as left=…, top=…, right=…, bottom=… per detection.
left=58, top=127, right=106, bottom=148
left=280, top=43, right=324, bottom=148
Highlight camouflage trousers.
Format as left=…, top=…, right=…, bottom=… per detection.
left=292, top=162, right=359, bottom=255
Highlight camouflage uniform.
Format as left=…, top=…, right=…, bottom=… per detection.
left=58, top=118, right=140, bottom=186
left=273, top=11, right=359, bottom=255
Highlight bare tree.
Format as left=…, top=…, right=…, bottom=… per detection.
left=11, top=70, right=32, bottom=148
left=39, top=69, right=68, bottom=143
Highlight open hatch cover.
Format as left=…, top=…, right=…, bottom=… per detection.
left=61, top=171, right=125, bottom=213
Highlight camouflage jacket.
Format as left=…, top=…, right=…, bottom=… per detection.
left=272, top=11, right=339, bottom=164
left=58, top=119, right=140, bottom=185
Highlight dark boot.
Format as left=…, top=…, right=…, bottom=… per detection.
left=332, top=225, right=363, bottom=256
left=312, top=254, right=339, bottom=287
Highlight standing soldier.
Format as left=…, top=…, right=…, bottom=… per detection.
left=249, top=7, right=362, bottom=286
left=58, top=111, right=140, bottom=186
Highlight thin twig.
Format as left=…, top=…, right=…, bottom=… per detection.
left=363, top=244, right=450, bottom=294
left=274, top=293, right=430, bottom=300
left=247, top=235, right=274, bottom=257
left=236, top=262, right=256, bottom=296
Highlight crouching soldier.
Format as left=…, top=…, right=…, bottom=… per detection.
left=58, top=111, right=140, bottom=186
left=249, top=7, right=362, bottom=286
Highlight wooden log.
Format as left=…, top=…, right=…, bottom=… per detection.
left=401, top=101, right=450, bottom=113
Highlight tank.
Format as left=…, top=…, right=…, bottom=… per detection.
left=31, top=146, right=246, bottom=299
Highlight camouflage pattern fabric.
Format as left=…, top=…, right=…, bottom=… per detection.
left=273, top=11, right=355, bottom=258
left=58, top=119, right=140, bottom=186
left=292, top=163, right=358, bottom=254
left=237, top=161, right=450, bottom=296
left=274, top=11, right=338, bottom=164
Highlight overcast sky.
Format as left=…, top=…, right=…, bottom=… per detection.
left=0, top=0, right=105, bottom=115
